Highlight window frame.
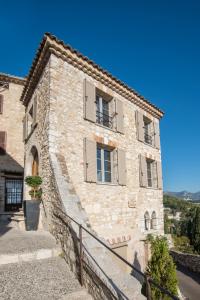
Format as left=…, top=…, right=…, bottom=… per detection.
left=96, top=93, right=113, bottom=129
left=146, top=159, right=158, bottom=189
left=143, top=116, right=153, bottom=146
left=97, top=144, right=113, bottom=183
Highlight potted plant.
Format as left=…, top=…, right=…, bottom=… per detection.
left=24, top=176, right=43, bottom=231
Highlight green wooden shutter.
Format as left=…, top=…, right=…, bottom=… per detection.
left=84, top=79, right=96, bottom=123
left=84, top=138, right=97, bottom=182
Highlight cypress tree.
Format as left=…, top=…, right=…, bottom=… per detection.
left=146, top=235, right=178, bottom=300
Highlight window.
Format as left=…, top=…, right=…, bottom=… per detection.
left=96, top=95, right=112, bottom=128
left=146, top=159, right=158, bottom=188
left=151, top=211, right=157, bottom=230
left=97, top=145, right=112, bottom=183
left=143, top=117, right=153, bottom=145
left=144, top=211, right=150, bottom=231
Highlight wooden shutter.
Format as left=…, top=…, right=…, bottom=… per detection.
left=117, top=148, right=126, bottom=185
left=0, top=95, right=3, bottom=114
left=112, top=148, right=118, bottom=184
left=139, top=155, right=147, bottom=187
left=115, top=98, right=124, bottom=134
left=0, top=131, right=7, bottom=153
left=33, top=96, right=37, bottom=124
left=154, top=121, right=160, bottom=149
left=156, top=161, right=163, bottom=189
left=84, top=79, right=96, bottom=123
left=23, top=115, right=27, bottom=141
left=84, top=138, right=97, bottom=182
left=136, top=111, right=144, bottom=142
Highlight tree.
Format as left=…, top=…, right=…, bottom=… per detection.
left=146, top=235, right=178, bottom=300
left=191, top=207, right=200, bottom=254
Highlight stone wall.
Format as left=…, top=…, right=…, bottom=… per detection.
left=48, top=53, right=164, bottom=271
left=171, top=250, right=200, bottom=274
left=0, top=81, right=24, bottom=212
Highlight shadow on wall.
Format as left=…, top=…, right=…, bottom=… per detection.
left=0, top=152, right=23, bottom=173
left=131, top=251, right=144, bottom=284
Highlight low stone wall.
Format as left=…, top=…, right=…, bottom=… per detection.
left=170, top=250, right=200, bottom=274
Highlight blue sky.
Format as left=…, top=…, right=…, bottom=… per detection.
left=0, top=0, right=199, bottom=192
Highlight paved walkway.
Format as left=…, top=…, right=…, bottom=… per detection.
left=0, top=225, right=92, bottom=300
left=177, top=265, right=200, bottom=300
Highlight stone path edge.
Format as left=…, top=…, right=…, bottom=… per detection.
left=0, top=247, right=61, bottom=265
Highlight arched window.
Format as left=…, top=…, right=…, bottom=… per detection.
left=144, top=211, right=150, bottom=231
left=151, top=211, right=157, bottom=230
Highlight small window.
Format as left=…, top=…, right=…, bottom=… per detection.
left=144, top=211, right=150, bottom=231
left=146, top=159, right=158, bottom=188
left=151, top=211, right=157, bottom=229
left=143, top=116, right=153, bottom=145
left=97, top=145, right=112, bottom=183
left=96, top=95, right=112, bottom=129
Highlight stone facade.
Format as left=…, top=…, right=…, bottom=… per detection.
left=0, top=75, right=25, bottom=212
left=22, top=34, right=164, bottom=274
left=13, top=33, right=165, bottom=298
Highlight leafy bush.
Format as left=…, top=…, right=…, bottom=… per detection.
left=173, top=235, right=194, bottom=253
left=25, top=176, right=43, bottom=200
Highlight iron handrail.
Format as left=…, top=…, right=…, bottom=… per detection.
left=53, top=206, right=180, bottom=300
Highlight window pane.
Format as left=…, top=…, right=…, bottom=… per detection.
left=104, top=160, right=111, bottom=173
left=97, top=170, right=102, bottom=182
left=102, top=99, right=109, bottom=114
left=104, top=149, right=111, bottom=161
left=96, top=96, right=100, bottom=111
left=97, top=147, right=101, bottom=159
left=97, top=158, right=101, bottom=171
left=105, top=172, right=111, bottom=182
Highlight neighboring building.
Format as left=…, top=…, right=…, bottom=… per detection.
left=0, top=73, right=25, bottom=213
left=21, top=33, right=164, bottom=270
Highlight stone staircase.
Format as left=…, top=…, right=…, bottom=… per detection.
left=0, top=209, right=25, bottom=230
left=0, top=226, right=92, bottom=300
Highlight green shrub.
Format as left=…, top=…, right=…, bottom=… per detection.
left=145, top=235, right=178, bottom=300
left=25, top=176, right=43, bottom=200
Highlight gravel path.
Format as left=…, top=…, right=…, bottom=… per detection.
left=0, top=257, right=83, bottom=300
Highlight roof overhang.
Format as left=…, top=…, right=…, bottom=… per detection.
left=20, top=33, right=164, bottom=119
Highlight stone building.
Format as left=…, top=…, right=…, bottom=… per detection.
left=0, top=73, right=25, bottom=213
left=20, top=33, right=164, bottom=271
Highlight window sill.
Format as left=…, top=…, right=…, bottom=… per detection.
left=140, top=140, right=159, bottom=150
left=25, top=122, right=38, bottom=144
left=96, top=181, right=119, bottom=186
left=140, top=186, right=162, bottom=191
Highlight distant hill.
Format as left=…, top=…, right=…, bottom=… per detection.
left=164, top=191, right=200, bottom=201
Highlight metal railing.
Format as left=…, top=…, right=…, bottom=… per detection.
left=96, top=111, right=113, bottom=129
left=54, top=207, right=179, bottom=300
